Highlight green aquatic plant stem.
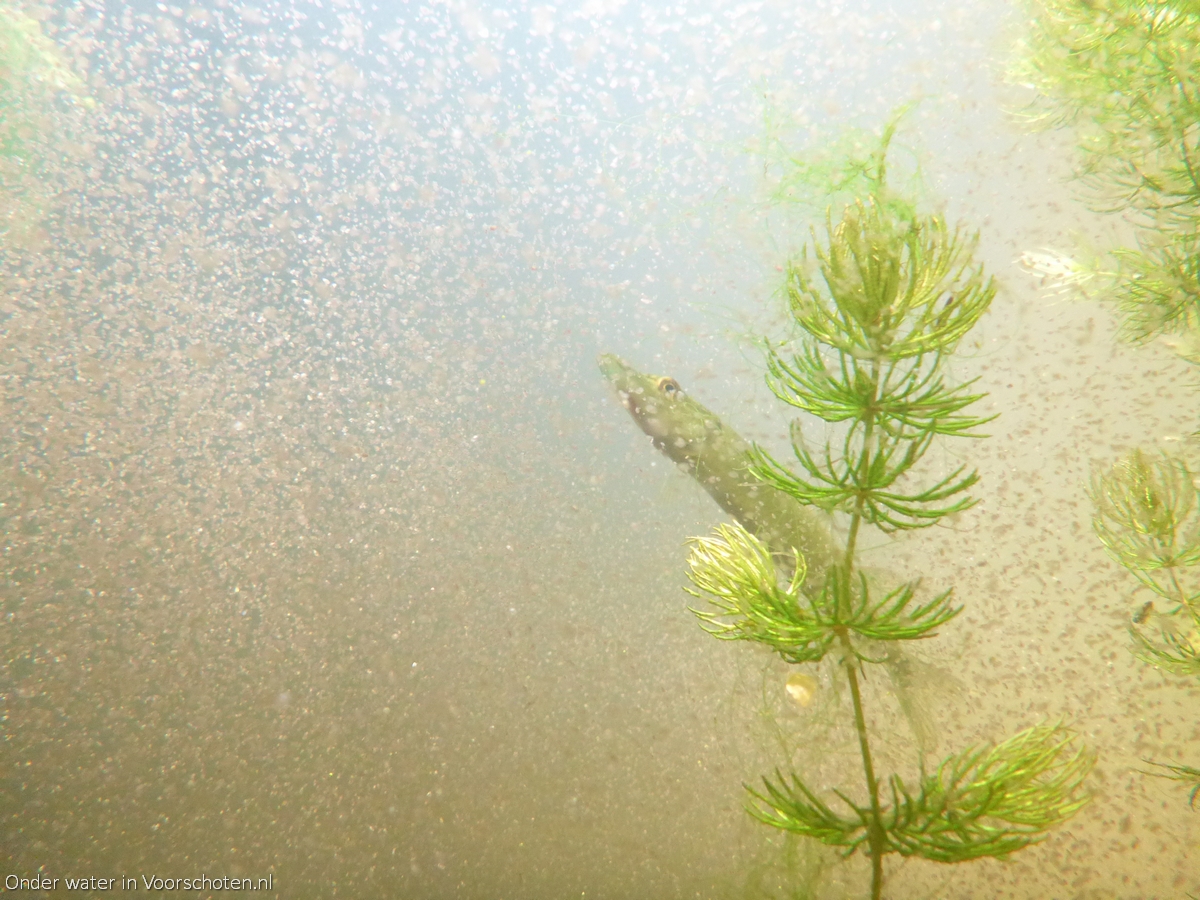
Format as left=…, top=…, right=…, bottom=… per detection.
left=839, top=627, right=885, bottom=900
left=839, top=353, right=884, bottom=899
left=841, top=364, right=874, bottom=570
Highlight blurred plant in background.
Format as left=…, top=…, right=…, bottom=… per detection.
left=1091, top=451, right=1200, bottom=803
left=1014, top=0, right=1200, bottom=349
left=1015, top=0, right=1200, bottom=809
left=1093, top=451, right=1200, bottom=677
left=755, top=108, right=924, bottom=228
left=0, top=3, right=91, bottom=243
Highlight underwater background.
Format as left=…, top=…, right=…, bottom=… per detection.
left=1, top=0, right=1196, bottom=897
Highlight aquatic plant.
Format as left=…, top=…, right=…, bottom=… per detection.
left=758, top=107, right=923, bottom=228
left=1092, top=450, right=1200, bottom=676
left=1141, top=759, right=1200, bottom=810
left=1016, top=0, right=1200, bottom=810
left=1091, top=451, right=1200, bottom=804
left=0, top=4, right=91, bottom=240
left=685, top=158, right=1092, bottom=898
left=1013, top=0, right=1200, bottom=346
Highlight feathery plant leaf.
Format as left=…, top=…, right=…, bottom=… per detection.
left=785, top=201, right=994, bottom=362
left=1036, top=2, right=1200, bottom=183
left=747, top=195, right=994, bottom=535
left=1092, top=450, right=1200, bottom=574
left=750, top=427, right=981, bottom=533
left=766, top=342, right=997, bottom=438
left=1033, top=0, right=1200, bottom=807
left=747, top=769, right=872, bottom=851
left=1092, top=450, right=1200, bottom=677
left=685, top=523, right=832, bottom=664
left=1014, top=0, right=1200, bottom=219
left=884, top=722, right=1094, bottom=862
left=1139, top=758, right=1200, bottom=808
left=1111, top=231, right=1200, bottom=342
left=750, top=723, right=1093, bottom=864
left=685, top=523, right=962, bottom=664
left=1129, top=621, right=1200, bottom=676
left=822, top=568, right=962, bottom=644
left=760, top=102, right=923, bottom=227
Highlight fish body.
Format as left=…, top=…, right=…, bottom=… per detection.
left=598, top=353, right=836, bottom=586
left=600, top=353, right=955, bottom=749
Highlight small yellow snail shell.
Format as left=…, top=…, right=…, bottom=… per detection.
left=785, top=673, right=818, bottom=708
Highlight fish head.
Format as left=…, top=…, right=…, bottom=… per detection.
left=597, top=353, right=723, bottom=469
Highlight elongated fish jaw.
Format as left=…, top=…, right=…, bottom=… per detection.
left=598, top=353, right=720, bottom=454
left=602, top=356, right=729, bottom=476
left=597, top=353, right=641, bottom=394
left=599, top=354, right=666, bottom=421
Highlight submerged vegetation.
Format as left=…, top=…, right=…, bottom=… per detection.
left=0, top=4, right=90, bottom=241
left=1092, top=451, right=1200, bottom=677
left=684, top=134, right=1092, bottom=898
left=1016, top=0, right=1200, bottom=809
left=1091, top=450, right=1200, bottom=804
left=1014, top=0, right=1200, bottom=347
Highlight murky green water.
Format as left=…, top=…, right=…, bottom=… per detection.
left=1, top=1, right=1197, bottom=897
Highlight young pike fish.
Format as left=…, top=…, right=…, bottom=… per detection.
left=598, top=353, right=836, bottom=590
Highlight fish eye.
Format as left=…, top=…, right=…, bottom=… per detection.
left=657, top=377, right=682, bottom=397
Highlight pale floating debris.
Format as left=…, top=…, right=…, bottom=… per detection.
left=785, top=672, right=818, bottom=707
left=1017, top=249, right=1095, bottom=296
left=1158, top=333, right=1200, bottom=365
